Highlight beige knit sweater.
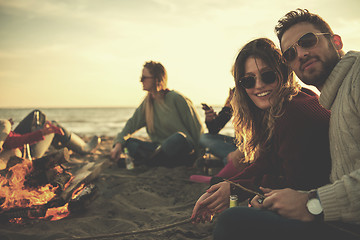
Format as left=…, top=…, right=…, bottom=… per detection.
left=317, top=51, right=360, bottom=224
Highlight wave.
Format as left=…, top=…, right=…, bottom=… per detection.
left=0, top=107, right=234, bottom=137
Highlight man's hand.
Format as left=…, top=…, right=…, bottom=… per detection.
left=249, top=194, right=265, bottom=208
left=259, top=187, right=315, bottom=222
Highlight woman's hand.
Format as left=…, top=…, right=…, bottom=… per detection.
left=204, top=182, right=231, bottom=213
left=111, top=142, right=123, bottom=161
left=41, top=121, right=64, bottom=136
left=224, top=88, right=235, bottom=108
left=191, top=192, right=215, bottom=223
left=226, top=149, right=244, bottom=163
left=204, top=106, right=217, bottom=122
left=7, top=118, right=14, bottom=126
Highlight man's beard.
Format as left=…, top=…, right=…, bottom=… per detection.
left=301, top=49, right=341, bottom=88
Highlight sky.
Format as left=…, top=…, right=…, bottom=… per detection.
left=0, top=0, right=359, bottom=108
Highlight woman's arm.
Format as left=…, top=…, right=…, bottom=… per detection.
left=113, top=101, right=147, bottom=146
left=206, top=107, right=232, bottom=134
left=3, top=131, right=44, bottom=150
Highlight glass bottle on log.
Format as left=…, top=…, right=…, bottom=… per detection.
left=124, top=147, right=134, bottom=170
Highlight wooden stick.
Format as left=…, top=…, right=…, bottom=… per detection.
left=58, top=218, right=192, bottom=240
left=224, top=179, right=265, bottom=198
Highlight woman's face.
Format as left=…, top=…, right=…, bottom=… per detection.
left=243, top=57, right=278, bottom=110
left=140, top=67, right=156, bottom=92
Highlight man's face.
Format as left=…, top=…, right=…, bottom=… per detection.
left=281, top=22, right=340, bottom=89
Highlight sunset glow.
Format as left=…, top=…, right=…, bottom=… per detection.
left=0, top=0, right=358, bottom=108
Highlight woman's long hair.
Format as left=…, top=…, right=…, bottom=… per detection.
left=232, top=38, right=301, bottom=163
left=143, top=61, right=168, bottom=133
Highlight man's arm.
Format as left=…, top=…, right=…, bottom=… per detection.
left=255, top=187, right=315, bottom=222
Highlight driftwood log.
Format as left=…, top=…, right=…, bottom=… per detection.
left=25, top=148, right=70, bottom=188
left=60, top=159, right=107, bottom=202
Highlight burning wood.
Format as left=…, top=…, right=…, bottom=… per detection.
left=0, top=148, right=106, bottom=223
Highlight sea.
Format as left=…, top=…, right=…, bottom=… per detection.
left=0, top=107, right=234, bottom=138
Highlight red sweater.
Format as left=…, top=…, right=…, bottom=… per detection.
left=3, top=130, right=45, bottom=150
left=229, top=89, right=331, bottom=201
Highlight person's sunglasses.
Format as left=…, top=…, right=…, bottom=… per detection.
left=282, top=32, right=331, bottom=62
left=239, top=71, right=277, bottom=89
left=140, top=76, right=153, bottom=82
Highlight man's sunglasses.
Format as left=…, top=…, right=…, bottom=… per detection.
left=239, top=71, right=277, bottom=89
left=282, top=32, right=331, bottom=62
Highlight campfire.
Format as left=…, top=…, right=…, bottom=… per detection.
left=0, top=148, right=101, bottom=223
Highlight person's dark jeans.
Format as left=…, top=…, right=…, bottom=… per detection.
left=213, top=206, right=360, bottom=240
left=199, top=133, right=236, bottom=165
left=125, top=138, right=159, bottom=159
left=13, top=109, right=46, bottom=134
left=125, top=132, right=194, bottom=167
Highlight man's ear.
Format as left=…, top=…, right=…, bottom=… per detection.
left=332, top=35, right=343, bottom=51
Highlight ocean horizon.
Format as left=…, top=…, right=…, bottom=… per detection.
left=0, top=106, right=234, bottom=138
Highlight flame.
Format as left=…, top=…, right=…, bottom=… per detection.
left=0, top=159, right=57, bottom=210
left=72, top=183, right=85, bottom=199
left=42, top=184, right=86, bottom=221
left=43, top=203, right=70, bottom=221
left=9, top=218, right=22, bottom=224
left=0, top=158, right=87, bottom=222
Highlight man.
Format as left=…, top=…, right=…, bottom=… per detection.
left=213, top=9, right=360, bottom=239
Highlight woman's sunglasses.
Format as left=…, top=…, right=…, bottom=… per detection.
left=239, top=71, right=277, bottom=89
left=140, top=76, right=153, bottom=82
left=282, top=32, right=331, bottom=62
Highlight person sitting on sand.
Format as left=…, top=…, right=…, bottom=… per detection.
left=0, top=109, right=100, bottom=168
left=191, top=38, right=332, bottom=223
left=191, top=88, right=250, bottom=184
left=199, top=88, right=237, bottom=166
left=110, top=61, right=204, bottom=167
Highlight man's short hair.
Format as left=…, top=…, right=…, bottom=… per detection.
left=275, top=9, right=334, bottom=43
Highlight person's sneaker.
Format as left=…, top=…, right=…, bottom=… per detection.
left=84, top=136, right=101, bottom=153
left=189, top=175, right=211, bottom=184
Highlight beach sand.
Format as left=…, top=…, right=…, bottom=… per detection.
left=0, top=136, right=216, bottom=240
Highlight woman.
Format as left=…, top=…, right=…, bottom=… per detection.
left=191, top=87, right=248, bottom=184
left=191, top=38, right=331, bottom=223
left=199, top=88, right=237, bottom=165
left=110, top=61, right=203, bottom=167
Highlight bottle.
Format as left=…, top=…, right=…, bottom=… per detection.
left=35, top=110, right=40, bottom=127
left=23, top=143, right=32, bottom=161
left=203, top=148, right=211, bottom=175
left=229, top=195, right=238, bottom=208
left=124, top=147, right=134, bottom=170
